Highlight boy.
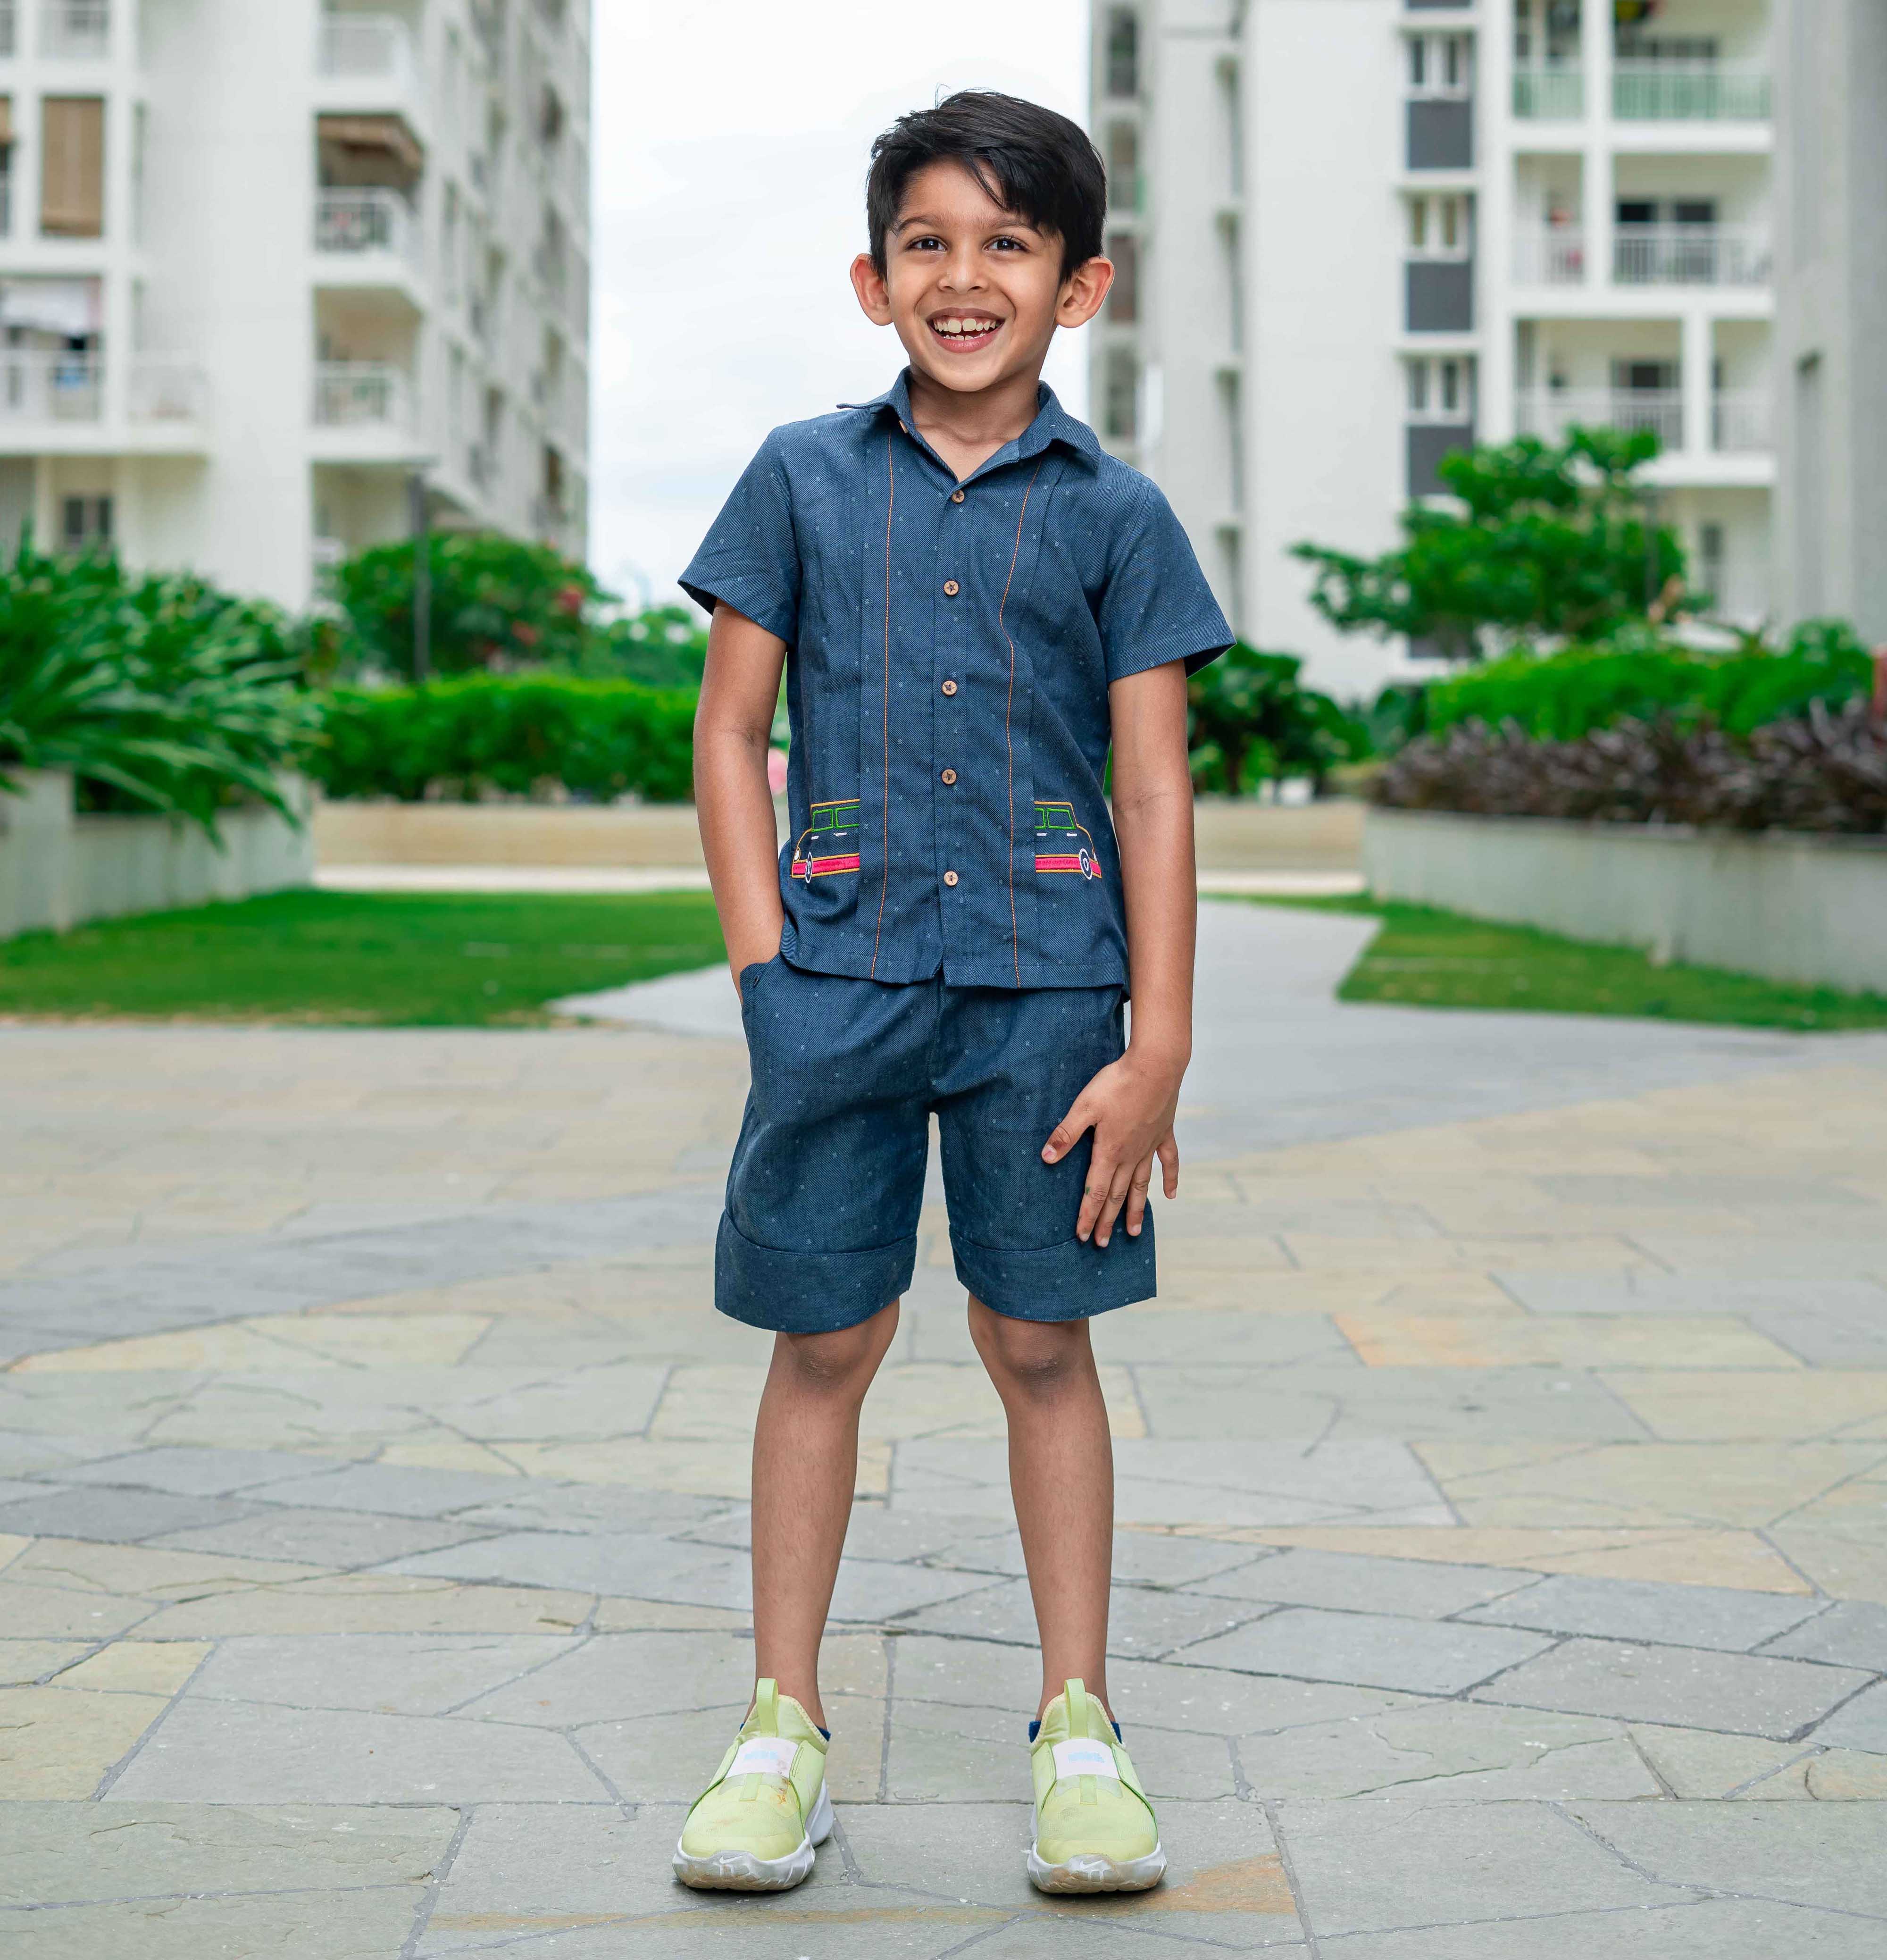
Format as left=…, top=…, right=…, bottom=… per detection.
left=673, top=91, right=1228, bottom=1896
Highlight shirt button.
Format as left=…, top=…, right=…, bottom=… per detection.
left=943, top=579, right=960, bottom=596
left=940, top=768, right=957, bottom=785
left=943, top=870, right=960, bottom=888
left=950, top=489, right=965, bottom=503
left=940, top=678, right=958, bottom=696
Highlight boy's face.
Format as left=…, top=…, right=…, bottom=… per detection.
left=851, top=161, right=1111, bottom=397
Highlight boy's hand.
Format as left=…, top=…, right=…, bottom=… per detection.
left=1042, top=1048, right=1184, bottom=1248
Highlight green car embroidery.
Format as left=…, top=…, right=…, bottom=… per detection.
left=792, top=798, right=860, bottom=879
left=1033, top=801, right=1102, bottom=881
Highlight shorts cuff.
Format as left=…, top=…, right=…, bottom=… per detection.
left=952, top=1222, right=1155, bottom=1323
left=715, top=1211, right=917, bottom=1335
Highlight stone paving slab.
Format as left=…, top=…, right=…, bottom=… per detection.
left=6, top=905, right=1887, bottom=1951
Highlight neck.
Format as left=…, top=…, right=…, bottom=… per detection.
left=904, top=362, right=1044, bottom=453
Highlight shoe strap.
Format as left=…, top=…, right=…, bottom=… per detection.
left=1064, top=1677, right=1088, bottom=1737
left=753, top=1676, right=779, bottom=1737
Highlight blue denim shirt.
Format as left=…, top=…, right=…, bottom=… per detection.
left=680, top=372, right=1230, bottom=990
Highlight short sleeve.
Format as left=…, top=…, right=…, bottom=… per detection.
left=1096, top=479, right=1234, bottom=682
left=678, top=431, right=802, bottom=645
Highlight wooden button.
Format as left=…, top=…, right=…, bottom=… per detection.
left=940, top=768, right=957, bottom=785
left=943, top=579, right=960, bottom=596
left=943, top=870, right=960, bottom=888
left=940, top=679, right=958, bottom=696
left=951, top=489, right=965, bottom=503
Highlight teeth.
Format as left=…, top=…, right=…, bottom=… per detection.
left=935, top=318, right=994, bottom=336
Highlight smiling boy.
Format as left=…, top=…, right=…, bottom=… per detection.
left=673, top=92, right=1229, bottom=1896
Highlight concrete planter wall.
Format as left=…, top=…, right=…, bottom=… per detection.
left=1364, top=807, right=1887, bottom=994
left=0, top=770, right=315, bottom=941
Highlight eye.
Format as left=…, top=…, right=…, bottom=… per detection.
left=989, top=236, right=1028, bottom=251
left=905, top=234, right=946, bottom=252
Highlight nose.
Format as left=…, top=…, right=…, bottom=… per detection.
left=937, top=239, right=985, bottom=292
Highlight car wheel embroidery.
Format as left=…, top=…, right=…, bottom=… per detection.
left=792, top=798, right=861, bottom=879
left=1033, top=801, right=1102, bottom=881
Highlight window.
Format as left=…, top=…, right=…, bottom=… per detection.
left=0, top=98, right=13, bottom=239
left=41, top=96, right=105, bottom=238
left=1105, top=8, right=1139, bottom=99
left=61, top=494, right=111, bottom=552
left=1103, top=347, right=1138, bottom=439
left=1106, top=231, right=1139, bottom=323
left=1406, top=193, right=1472, bottom=258
left=1107, top=122, right=1139, bottom=211
left=1407, top=32, right=1474, bottom=97
left=1405, top=356, right=1476, bottom=423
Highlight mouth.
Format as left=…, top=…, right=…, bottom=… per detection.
left=926, top=311, right=1005, bottom=353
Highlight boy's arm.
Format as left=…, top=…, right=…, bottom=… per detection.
left=1042, top=659, right=1195, bottom=1247
left=694, top=603, right=790, bottom=991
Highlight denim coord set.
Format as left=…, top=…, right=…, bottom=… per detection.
left=682, top=373, right=1229, bottom=1336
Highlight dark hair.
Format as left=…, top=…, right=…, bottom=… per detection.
left=866, top=91, right=1106, bottom=280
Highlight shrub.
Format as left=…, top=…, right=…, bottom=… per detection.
left=314, top=673, right=698, bottom=805
left=0, top=540, right=318, bottom=833
left=1375, top=702, right=1887, bottom=835
left=1187, top=644, right=1369, bottom=794
left=576, top=605, right=710, bottom=689
left=1426, top=621, right=1873, bottom=743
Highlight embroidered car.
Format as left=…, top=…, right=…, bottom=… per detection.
left=792, top=799, right=861, bottom=879
left=1033, top=801, right=1102, bottom=880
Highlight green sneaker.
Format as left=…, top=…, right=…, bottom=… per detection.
left=1027, top=1677, right=1166, bottom=1893
left=672, top=1678, right=833, bottom=1891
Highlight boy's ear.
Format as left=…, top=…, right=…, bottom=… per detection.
left=851, top=252, right=894, bottom=326
left=1056, top=256, right=1114, bottom=332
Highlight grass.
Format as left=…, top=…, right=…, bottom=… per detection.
left=0, top=890, right=728, bottom=1027
left=1250, top=895, right=1887, bottom=1032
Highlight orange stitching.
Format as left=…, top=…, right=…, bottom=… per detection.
left=868, top=436, right=895, bottom=976
left=1000, top=461, right=1046, bottom=986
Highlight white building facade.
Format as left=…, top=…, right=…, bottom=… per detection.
left=1092, top=0, right=1779, bottom=695
left=0, top=0, right=591, bottom=612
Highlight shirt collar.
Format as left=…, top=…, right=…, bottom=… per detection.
left=843, top=369, right=1102, bottom=471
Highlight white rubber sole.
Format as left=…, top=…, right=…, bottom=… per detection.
left=672, top=1782, right=834, bottom=1892
left=1027, top=1841, right=1168, bottom=1894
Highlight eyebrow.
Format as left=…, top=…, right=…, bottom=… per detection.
left=892, top=210, right=1041, bottom=235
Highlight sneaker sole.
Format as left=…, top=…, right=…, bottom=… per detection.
left=1027, top=1842, right=1167, bottom=1894
left=672, top=1782, right=833, bottom=1892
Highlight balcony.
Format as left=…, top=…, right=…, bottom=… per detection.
left=1613, top=225, right=1770, bottom=287
left=39, top=0, right=109, bottom=59
left=1512, top=67, right=1584, bottom=119
left=128, top=357, right=208, bottom=424
left=0, top=350, right=102, bottom=423
left=1515, top=388, right=1684, bottom=449
left=1712, top=389, right=1770, bottom=453
left=312, top=361, right=415, bottom=433
left=315, top=188, right=423, bottom=275
left=1612, top=60, right=1770, bottom=122
left=1513, top=227, right=1586, bottom=285
left=317, top=15, right=419, bottom=95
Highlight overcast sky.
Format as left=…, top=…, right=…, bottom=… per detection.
left=587, top=1, right=1090, bottom=611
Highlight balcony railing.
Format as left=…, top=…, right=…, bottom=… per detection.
left=1515, top=389, right=1683, bottom=449
left=1614, top=224, right=1770, bottom=286
left=312, top=361, right=415, bottom=432
left=315, top=189, right=422, bottom=271
left=1712, top=389, right=1771, bottom=453
left=1612, top=59, right=1770, bottom=121
left=0, top=350, right=103, bottom=422
left=1513, top=227, right=1586, bottom=285
left=317, top=14, right=417, bottom=91
left=128, top=357, right=207, bottom=422
left=39, top=0, right=109, bottom=58
left=1512, top=66, right=1584, bottom=118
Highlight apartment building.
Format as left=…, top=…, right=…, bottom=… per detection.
left=0, top=0, right=591, bottom=611
left=1093, top=0, right=1781, bottom=693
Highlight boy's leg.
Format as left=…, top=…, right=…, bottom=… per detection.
left=967, top=1297, right=1113, bottom=1718
left=751, top=1298, right=901, bottom=1730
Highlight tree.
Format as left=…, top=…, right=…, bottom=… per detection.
left=1291, top=427, right=1690, bottom=662
left=1186, top=644, right=1366, bottom=795
left=330, top=533, right=609, bottom=678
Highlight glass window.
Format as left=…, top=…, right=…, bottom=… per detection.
left=1104, top=347, right=1138, bottom=439
left=1105, top=9, right=1139, bottom=98
left=1441, top=360, right=1460, bottom=411
left=1409, top=198, right=1428, bottom=249
left=1106, top=231, right=1139, bottom=323
left=1408, top=360, right=1430, bottom=413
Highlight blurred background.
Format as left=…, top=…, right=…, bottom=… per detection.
left=0, top=0, right=1883, bottom=1024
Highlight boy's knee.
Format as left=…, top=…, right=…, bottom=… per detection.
left=776, top=1304, right=896, bottom=1393
left=971, top=1305, right=1090, bottom=1397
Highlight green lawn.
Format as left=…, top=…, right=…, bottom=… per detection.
left=0, top=891, right=728, bottom=1027
left=1253, top=896, right=1887, bottom=1031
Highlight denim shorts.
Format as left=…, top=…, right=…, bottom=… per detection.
left=717, top=956, right=1156, bottom=1334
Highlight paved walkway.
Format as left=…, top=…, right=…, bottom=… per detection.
left=4, top=903, right=1887, bottom=1956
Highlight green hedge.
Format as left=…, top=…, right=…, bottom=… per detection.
left=1427, top=622, right=1872, bottom=743
left=314, top=674, right=697, bottom=804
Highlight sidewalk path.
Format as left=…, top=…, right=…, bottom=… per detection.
left=4, top=902, right=1886, bottom=1955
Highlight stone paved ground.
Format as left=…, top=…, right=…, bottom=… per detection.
left=4, top=903, right=1887, bottom=1957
